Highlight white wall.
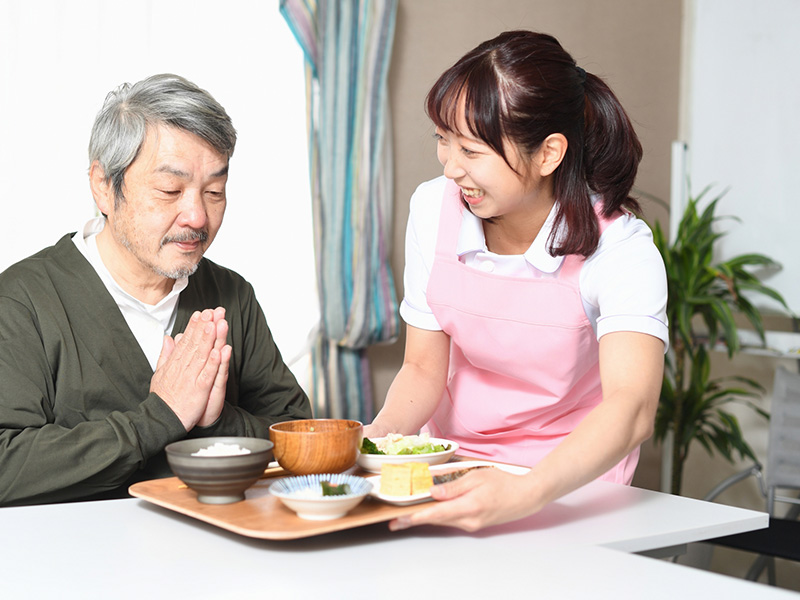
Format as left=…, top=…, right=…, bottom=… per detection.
left=685, top=0, right=800, bottom=317
left=0, top=0, right=318, bottom=385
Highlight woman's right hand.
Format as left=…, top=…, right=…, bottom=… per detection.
left=388, top=467, right=543, bottom=532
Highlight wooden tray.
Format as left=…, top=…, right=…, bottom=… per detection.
left=129, top=467, right=439, bottom=541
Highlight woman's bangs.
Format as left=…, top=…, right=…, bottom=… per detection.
left=429, top=71, right=503, bottom=152
left=428, top=77, right=468, bottom=134
left=461, top=73, right=504, bottom=151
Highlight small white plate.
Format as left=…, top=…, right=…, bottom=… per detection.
left=269, top=474, right=372, bottom=520
left=366, top=460, right=530, bottom=506
left=356, top=437, right=459, bottom=474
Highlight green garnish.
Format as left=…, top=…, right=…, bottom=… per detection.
left=396, top=442, right=451, bottom=455
left=398, top=444, right=450, bottom=454
left=361, top=436, right=451, bottom=455
left=321, top=481, right=352, bottom=496
left=360, top=437, right=385, bottom=455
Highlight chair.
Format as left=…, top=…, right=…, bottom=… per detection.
left=697, top=366, right=800, bottom=585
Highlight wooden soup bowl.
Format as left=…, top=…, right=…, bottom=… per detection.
left=269, top=419, right=363, bottom=475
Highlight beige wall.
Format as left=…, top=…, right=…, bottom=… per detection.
left=369, top=0, right=683, bottom=490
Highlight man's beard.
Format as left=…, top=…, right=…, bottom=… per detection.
left=151, top=261, right=200, bottom=280
left=119, top=228, right=209, bottom=280
left=154, top=229, right=209, bottom=278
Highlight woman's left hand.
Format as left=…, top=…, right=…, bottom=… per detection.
left=388, top=468, right=541, bottom=532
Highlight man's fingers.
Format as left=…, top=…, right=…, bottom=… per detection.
left=213, top=306, right=226, bottom=322
left=174, top=311, right=218, bottom=368
left=213, top=345, right=232, bottom=392
left=198, top=344, right=232, bottom=427
left=214, top=317, right=229, bottom=349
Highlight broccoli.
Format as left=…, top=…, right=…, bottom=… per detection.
left=360, top=437, right=385, bottom=455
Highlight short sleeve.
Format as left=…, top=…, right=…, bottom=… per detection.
left=581, top=213, right=669, bottom=352
left=398, top=177, right=448, bottom=331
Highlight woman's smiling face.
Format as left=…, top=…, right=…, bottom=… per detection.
left=433, top=106, right=553, bottom=223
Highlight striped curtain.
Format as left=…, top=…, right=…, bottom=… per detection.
left=280, top=0, right=400, bottom=422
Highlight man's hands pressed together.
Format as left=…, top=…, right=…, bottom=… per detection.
left=150, top=307, right=232, bottom=431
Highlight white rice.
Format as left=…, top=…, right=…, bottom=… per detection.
left=191, top=442, right=252, bottom=457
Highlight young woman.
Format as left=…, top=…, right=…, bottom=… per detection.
left=365, top=30, right=668, bottom=532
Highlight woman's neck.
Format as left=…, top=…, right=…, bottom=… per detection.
left=482, top=201, right=553, bottom=255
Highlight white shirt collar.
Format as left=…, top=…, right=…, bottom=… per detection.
left=455, top=202, right=566, bottom=274
left=71, top=216, right=188, bottom=370
left=72, top=216, right=188, bottom=307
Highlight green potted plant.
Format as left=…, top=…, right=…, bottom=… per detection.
left=650, top=185, right=788, bottom=495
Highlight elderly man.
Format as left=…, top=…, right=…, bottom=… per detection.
left=0, top=74, right=311, bottom=506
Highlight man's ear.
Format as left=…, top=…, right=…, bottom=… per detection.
left=537, top=133, right=568, bottom=177
left=89, top=161, right=113, bottom=216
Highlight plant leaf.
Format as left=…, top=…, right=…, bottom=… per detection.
left=650, top=182, right=784, bottom=494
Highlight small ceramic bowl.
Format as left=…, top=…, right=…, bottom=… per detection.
left=165, top=437, right=274, bottom=505
left=356, top=437, right=459, bottom=474
left=270, top=473, right=372, bottom=520
left=269, top=419, right=363, bottom=475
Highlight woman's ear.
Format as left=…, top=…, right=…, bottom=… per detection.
left=537, top=133, right=568, bottom=177
left=89, top=161, right=113, bottom=216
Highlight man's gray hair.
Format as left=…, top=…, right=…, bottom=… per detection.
left=88, top=73, right=237, bottom=203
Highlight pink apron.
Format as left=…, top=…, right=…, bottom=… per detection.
left=423, top=180, right=638, bottom=484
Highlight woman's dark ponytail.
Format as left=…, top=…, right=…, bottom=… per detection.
left=582, top=73, right=643, bottom=220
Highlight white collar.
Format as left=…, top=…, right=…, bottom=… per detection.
left=455, top=202, right=566, bottom=274
left=72, top=216, right=188, bottom=308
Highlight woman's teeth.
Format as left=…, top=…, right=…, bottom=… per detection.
left=461, top=187, right=483, bottom=198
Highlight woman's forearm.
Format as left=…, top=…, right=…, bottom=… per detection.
left=523, top=388, right=656, bottom=510
left=369, top=363, right=446, bottom=436
left=524, top=331, right=663, bottom=508
left=367, top=326, right=451, bottom=437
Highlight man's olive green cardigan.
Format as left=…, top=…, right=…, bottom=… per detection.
left=0, top=234, right=311, bottom=505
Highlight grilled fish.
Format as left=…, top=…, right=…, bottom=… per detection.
left=433, top=465, right=493, bottom=484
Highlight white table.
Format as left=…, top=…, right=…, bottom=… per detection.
left=1, top=480, right=796, bottom=599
